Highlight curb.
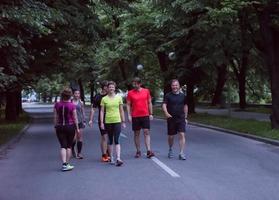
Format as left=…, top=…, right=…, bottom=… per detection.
left=154, top=116, right=279, bottom=146
left=0, top=123, right=30, bottom=155
left=189, top=122, right=279, bottom=146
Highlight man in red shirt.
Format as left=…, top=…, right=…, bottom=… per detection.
left=127, top=77, right=155, bottom=158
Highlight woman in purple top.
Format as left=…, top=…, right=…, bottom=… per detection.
left=54, top=88, right=80, bottom=171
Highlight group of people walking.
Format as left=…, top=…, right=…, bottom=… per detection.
left=53, top=78, right=188, bottom=171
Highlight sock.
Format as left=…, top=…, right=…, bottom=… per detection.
left=77, top=141, right=82, bottom=154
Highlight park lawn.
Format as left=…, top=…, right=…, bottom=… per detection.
left=153, top=107, right=279, bottom=141
left=234, top=106, right=271, bottom=114
left=0, top=112, right=29, bottom=146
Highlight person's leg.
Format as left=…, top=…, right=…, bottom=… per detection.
left=178, top=132, right=186, bottom=154
left=132, top=117, right=141, bottom=155
left=66, top=125, right=76, bottom=164
left=143, top=129, right=151, bottom=151
left=77, top=128, right=83, bottom=158
left=142, top=117, right=154, bottom=158
left=60, top=148, right=67, bottom=163
left=106, top=124, right=114, bottom=163
left=167, top=118, right=176, bottom=158
left=66, top=148, right=72, bottom=163
left=134, top=130, right=141, bottom=152
left=114, top=124, right=121, bottom=160
left=177, top=120, right=186, bottom=160
left=56, top=127, right=68, bottom=164
left=168, top=135, right=175, bottom=149
left=71, top=133, right=77, bottom=158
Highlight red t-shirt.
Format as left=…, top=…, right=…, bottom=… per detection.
left=127, top=88, right=151, bottom=117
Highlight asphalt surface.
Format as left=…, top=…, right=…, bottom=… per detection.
left=0, top=104, right=279, bottom=200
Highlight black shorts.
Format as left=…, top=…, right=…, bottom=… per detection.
left=98, top=122, right=108, bottom=135
left=167, top=117, right=186, bottom=135
left=105, top=123, right=121, bottom=145
left=132, top=116, right=150, bottom=131
left=55, top=124, right=76, bottom=148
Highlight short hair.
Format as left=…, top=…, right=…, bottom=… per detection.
left=107, top=81, right=116, bottom=87
left=170, top=79, right=180, bottom=85
left=132, top=77, right=141, bottom=84
left=72, top=89, right=80, bottom=93
left=61, top=88, right=73, bottom=100
left=100, top=80, right=108, bottom=89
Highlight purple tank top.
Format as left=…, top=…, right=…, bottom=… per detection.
left=54, top=101, right=76, bottom=125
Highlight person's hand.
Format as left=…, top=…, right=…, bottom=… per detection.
left=122, top=122, right=126, bottom=128
left=149, top=115, right=154, bottom=120
left=128, top=115, right=132, bottom=123
left=76, top=128, right=80, bottom=134
left=165, top=113, right=172, bottom=118
left=88, top=120, right=93, bottom=127
left=185, top=118, right=188, bottom=124
left=100, top=122, right=105, bottom=130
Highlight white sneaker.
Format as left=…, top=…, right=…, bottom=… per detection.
left=109, top=157, right=115, bottom=165
left=61, top=164, right=74, bottom=171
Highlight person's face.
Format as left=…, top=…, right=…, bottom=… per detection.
left=132, top=81, right=141, bottom=89
left=108, top=84, right=115, bottom=93
left=74, top=91, right=80, bottom=99
left=171, top=81, right=180, bottom=93
left=102, top=86, right=108, bottom=93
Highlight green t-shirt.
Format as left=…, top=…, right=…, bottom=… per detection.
left=100, top=95, right=123, bottom=123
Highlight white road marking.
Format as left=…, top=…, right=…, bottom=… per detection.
left=151, top=157, right=180, bottom=178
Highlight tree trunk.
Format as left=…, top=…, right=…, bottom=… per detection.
left=238, top=63, right=247, bottom=110
left=78, top=78, right=85, bottom=103
left=186, top=81, right=195, bottom=114
left=257, top=5, right=279, bottom=128
left=90, top=80, right=95, bottom=104
left=157, top=51, right=171, bottom=95
left=42, top=93, right=47, bottom=103
left=211, top=64, right=227, bottom=106
left=238, top=10, right=249, bottom=110
left=5, top=90, right=18, bottom=121
left=16, top=89, right=22, bottom=115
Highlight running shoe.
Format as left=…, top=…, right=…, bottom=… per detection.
left=101, top=154, right=109, bottom=162
left=109, top=157, right=115, bottom=165
left=116, top=159, right=124, bottom=167
left=134, top=151, right=141, bottom=158
left=179, top=153, right=186, bottom=160
left=168, top=149, right=174, bottom=158
left=61, top=164, right=74, bottom=171
left=147, top=150, right=155, bottom=158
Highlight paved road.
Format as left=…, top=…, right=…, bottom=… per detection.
left=1, top=104, right=279, bottom=200
left=196, top=107, right=270, bottom=122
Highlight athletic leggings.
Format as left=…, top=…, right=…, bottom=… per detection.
left=105, top=123, right=121, bottom=145
left=56, top=124, right=76, bottom=148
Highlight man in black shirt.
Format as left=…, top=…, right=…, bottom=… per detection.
left=162, top=79, right=188, bottom=160
left=89, top=80, right=110, bottom=162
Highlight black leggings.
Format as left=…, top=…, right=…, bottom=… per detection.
left=105, top=123, right=121, bottom=145
left=56, top=124, right=76, bottom=148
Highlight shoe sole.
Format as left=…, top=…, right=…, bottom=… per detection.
left=116, top=161, right=123, bottom=167
left=61, top=167, right=74, bottom=171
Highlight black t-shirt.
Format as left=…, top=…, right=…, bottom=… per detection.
left=163, top=92, right=188, bottom=119
left=92, top=93, right=107, bottom=122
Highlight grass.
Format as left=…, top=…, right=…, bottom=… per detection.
left=153, top=106, right=279, bottom=141
left=234, top=107, right=271, bottom=114
left=0, top=112, right=29, bottom=146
